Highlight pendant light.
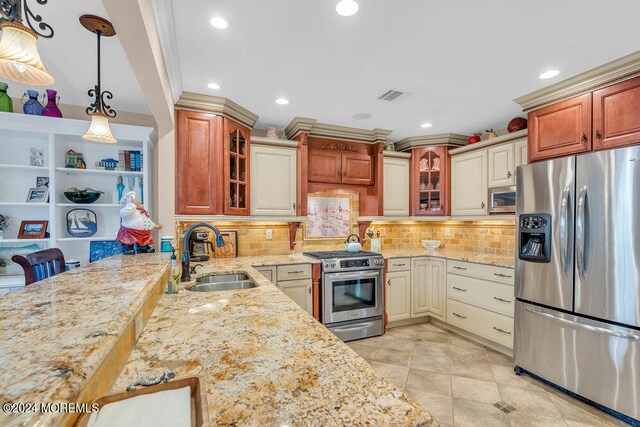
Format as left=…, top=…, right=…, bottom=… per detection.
left=80, top=15, right=117, bottom=144
left=0, top=0, right=55, bottom=85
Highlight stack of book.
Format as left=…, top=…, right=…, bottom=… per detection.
left=118, top=150, right=143, bottom=172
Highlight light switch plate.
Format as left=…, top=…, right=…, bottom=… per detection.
left=266, top=229, right=273, bottom=240
left=445, top=228, right=451, bottom=237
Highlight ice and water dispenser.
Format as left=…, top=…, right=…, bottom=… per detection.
left=519, top=214, right=552, bottom=263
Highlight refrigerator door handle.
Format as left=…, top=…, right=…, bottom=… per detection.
left=525, top=306, right=640, bottom=341
left=559, top=187, right=572, bottom=278
left=576, top=186, right=589, bottom=283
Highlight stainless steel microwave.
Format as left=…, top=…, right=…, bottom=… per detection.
left=488, top=185, right=516, bottom=214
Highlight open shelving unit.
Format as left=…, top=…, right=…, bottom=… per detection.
left=0, top=112, right=153, bottom=292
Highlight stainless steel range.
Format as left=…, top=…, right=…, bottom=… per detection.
left=304, top=250, right=384, bottom=342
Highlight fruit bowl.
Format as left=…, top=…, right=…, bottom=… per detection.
left=64, top=187, right=104, bottom=204
left=422, top=240, right=442, bottom=251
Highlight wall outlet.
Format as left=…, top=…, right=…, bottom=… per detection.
left=266, top=229, right=273, bottom=240
left=134, top=311, right=143, bottom=341
left=445, top=228, right=451, bottom=237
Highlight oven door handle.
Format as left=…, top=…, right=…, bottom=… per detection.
left=325, top=271, right=382, bottom=282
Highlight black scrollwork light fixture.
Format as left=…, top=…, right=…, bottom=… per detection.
left=80, top=15, right=117, bottom=144
left=0, top=0, right=55, bottom=85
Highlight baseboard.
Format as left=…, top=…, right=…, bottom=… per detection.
left=429, top=317, right=514, bottom=357
left=387, top=316, right=429, bottom=329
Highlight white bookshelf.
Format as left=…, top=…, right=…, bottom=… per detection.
left=0, top=112, right=154, bottom=289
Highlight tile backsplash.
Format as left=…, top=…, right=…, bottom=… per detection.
left=175, top=219, right=515, bottom=257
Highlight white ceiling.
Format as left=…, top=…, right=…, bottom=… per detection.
left=166, top=0, right=640, bottom=141
left=2, top=0, right=149, bottom=114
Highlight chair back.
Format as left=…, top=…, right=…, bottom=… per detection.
left=11, top=248, right=66, bottom=286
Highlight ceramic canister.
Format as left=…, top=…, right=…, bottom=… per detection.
left=160, top=236, right=175, bottom=252
left=65, top=260, right=81, bottom=271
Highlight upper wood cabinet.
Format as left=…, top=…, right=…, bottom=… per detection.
left=175, top=110, right=251, bottom=215
left=488, top=143, right=515, bottom=188
left=592, top=76, right=640, bottom=151
left=409, top=146, right=452, bottom=216
left=308, top=148, right=373, bottom=186
left=451, top=150, right=488, bottom=216
left=383, top=155, right=410, bottom=217
left=250, top=142, right=297, bottom=216
left=528, top=94, right=592, bottom=162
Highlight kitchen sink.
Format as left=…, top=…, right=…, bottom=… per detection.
left=186, top=273, right=257, bottom=292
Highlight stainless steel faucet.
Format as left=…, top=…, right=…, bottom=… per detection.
left=181, top=223, right=225, bottom=282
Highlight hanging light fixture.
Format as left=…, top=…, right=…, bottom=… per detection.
left=0, top=0, right=55, bottom=85
left=80, top=15, right=117, bottom=144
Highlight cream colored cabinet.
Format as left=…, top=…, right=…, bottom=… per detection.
left=411, top=257, right=446, bottom=319
left=386, top=270, right=411, bottom=322
left=250, top=142, right=297, bottom=216
left=451, top=150, right=488, bottom=216
left=515, top=139, right=528, bottom=169
left=488, top=143, right=515, bottom=187
left=255, top=266, right=277, bottom=283
left=278, top=278, right=313, bottom=315
left=383, top=155, right=410, bottom=216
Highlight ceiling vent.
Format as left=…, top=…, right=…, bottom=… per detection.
left=377, top=89, right=404, bottom=101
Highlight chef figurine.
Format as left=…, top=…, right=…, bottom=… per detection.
left=116, top=191, right=162, bottom=254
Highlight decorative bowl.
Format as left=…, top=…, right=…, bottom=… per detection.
left=422, top=240, right=442, bottom=251
left=64, top=187, right=104, bottom=204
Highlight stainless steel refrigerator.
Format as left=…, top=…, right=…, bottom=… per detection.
left=515, top=145, right=640, bottom=423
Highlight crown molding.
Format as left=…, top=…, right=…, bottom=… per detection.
left=383, top=151, right=411, bottom=159
left=514, top=50, right=640, bottom=112
left=175, top=92, right=259, bottom=128
left=250, top=136, right=299, bottom=148
left=449, top=129, right=527, bottom=155
left=394, top=133, right=468, bottom=152
left=285, top=117, right=392, bottom=143
left=150, top=0, right=182, bottom=104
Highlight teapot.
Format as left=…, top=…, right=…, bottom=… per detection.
left=344, top=234, right=362, bottom=252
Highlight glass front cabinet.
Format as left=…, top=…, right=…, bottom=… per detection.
left=224, top=120, right=250, bottom=215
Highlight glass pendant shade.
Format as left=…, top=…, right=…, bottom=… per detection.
left=0, top=22, right=54, bottom=86
left=83, top=112, right=116, bottom=144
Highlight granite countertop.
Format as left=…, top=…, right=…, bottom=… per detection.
left=0, top=253, right=172, bottom=427
left=114, top=255, right=436, bottom=426
left=380, top=248, right=515, bottom=268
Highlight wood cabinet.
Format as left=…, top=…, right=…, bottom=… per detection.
left=451, top=150, right=488, bottom=216
left=386, top=270, right=411, bottom=322
left=175, top=110, right=251, bottom=215
left=411, top=257, right=446, bottom=319
left=409, top=146, right=451, bottom=216
left=592, top=76, right=640, bottom=151
left=383, top=155, right=410, bottom=216
left=528, top=94, right=592, bottom=162
left=488, top=143, right=515, bottom=188
left=279, top=278, right=313, bottom=315
left=250, top=143, right=297, bottom=216
left=308, top=149, right=373, bottom=186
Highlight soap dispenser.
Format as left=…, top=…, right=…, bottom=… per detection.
left=167, top=250, right=180, bottom=294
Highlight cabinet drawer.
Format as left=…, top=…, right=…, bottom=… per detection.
left=447, top=260, right=514, bottom=285
left=387, top=257, right=411, bottom=272
left=277, top=264, right=312, bottom=281
left=447, top=299, right=513, bottom=348
left=254, top=266, right=276, bottom=283
left=447, top=274, right=514, bottom=317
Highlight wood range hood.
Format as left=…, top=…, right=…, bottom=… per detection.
left=284, top=117, right=392, bottom=219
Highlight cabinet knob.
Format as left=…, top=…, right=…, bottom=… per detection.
left=387, top=279, right=391, bottom=286
left=481, top=202, right=486, bottom=209
left=308, top=286, right=311, bottom=294
left=507, top=171, right=512, bottom=178
left=581, top=132, right=587, bottom=142
left=595, top=130, right=602, bottom=140
left=293, top=202, right=296, bottom=210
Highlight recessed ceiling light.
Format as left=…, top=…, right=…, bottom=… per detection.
left=207, top=82, right=221, bottom=90
left=275, top=98, right=289, bottom=105
left=420, top=123, right=433, bottom=128
left=539, top=70, right=560, bottom=79
left=336, top=0, right=359, bottom=16
left=210, top=16, right=229, bottom=30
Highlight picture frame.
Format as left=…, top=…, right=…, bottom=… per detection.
left=89, top=240, right=122, bottom=262
left=66, top=209, right=98, bottom=237
left=213, top=230, right=238, bottom=258
left=26, top=187, right=49, bottom=203
left=18, top=220, right=49, bottom=239
left=304, top=195, right=354, bottom=240
left=36, top=176, right=49, bottom=188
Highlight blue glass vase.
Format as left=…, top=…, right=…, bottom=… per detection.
left=22, top=90, right=44, bottom=116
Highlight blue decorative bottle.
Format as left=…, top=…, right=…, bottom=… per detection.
left=22, top=90, right=44, bottom=115
left=116, top=176, right=125, bottom=201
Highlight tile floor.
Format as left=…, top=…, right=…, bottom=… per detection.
left=347, top=322, right=629, bottom=427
